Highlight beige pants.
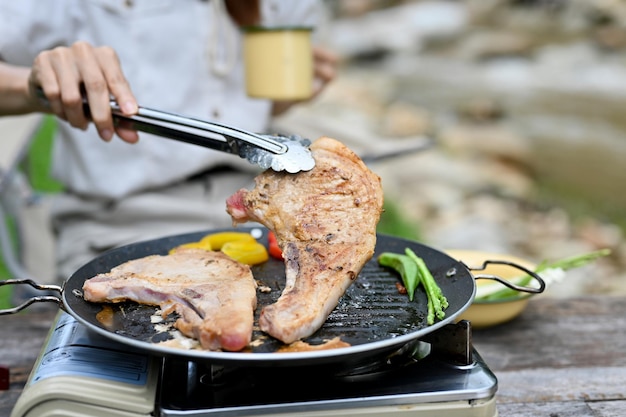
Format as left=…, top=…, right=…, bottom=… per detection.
left=51, top=170, right=255, bottom=283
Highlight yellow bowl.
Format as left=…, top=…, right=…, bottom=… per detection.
left=446, top=250, right=537, bottom=329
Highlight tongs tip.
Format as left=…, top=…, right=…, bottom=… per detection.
left=243, top=135, right=315, bottom=173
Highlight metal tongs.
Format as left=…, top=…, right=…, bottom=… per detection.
left=36, top=88, right=315, bottom=173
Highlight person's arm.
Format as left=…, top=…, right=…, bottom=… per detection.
left=0, top=61, right=43, bottom=115
left=0, top=42, right=139, bottom=143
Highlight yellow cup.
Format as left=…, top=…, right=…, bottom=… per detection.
left=243, top=27, right=313, bottom=100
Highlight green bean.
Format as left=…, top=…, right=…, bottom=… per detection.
left=378, top=252, right=419, bottom=301
left=406, top=248, right=449, bottom=324
left=378, top=249, right=449, bottom=325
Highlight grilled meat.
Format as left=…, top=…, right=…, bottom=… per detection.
left=82, top=248, right=257, bottom=352
left=226, top=137, right=383, bottom=344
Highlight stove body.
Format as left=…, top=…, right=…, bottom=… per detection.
left=11, top=312, right=498, bottom=417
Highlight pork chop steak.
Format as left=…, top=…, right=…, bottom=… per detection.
left=82, top=248, right=257, bottom=352
left=226, top=137, right=384, bottom=344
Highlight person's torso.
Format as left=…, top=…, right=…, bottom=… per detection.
left=0, top=0, right=319, bottom=199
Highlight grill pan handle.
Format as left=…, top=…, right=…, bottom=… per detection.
left=0, top=279, right=63, bottom=315
left=463, top=260, right=546, bottom=294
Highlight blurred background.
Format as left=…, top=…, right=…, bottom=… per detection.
left=1, top=0, right=625, bottom=307
left=274, top=0, right=626, bottom=297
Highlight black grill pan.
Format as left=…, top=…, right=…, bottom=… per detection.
left=11, top=228, right=478, bottom=367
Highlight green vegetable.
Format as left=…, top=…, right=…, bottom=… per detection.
left=378, top=248, right=449, bottom=325
left=477, top=249, right=611, bottom=301
left=406, top=248, right=449, bottom=325
left=378, top=252, right=419, bottom=301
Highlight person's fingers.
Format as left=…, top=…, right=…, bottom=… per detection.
left=112, top=119, right=140, bottom=144
left=30, top=50, right=67, bottom=119
left=30, top=42, right=139, bottom=143
left=114, top=126, right=140, bottom=143
left=94, top=46, right=138, bottom=116
left=313, top=47, right=338, bottom=80
left=93, top=46, right=139, bottom=142
left=314, top=59, right=336, bottom=84
left=47, top=46, right=90, bottom=131
left=73, top=42, right=115, bottom=141
left=311, top=47, right=339, bottom=97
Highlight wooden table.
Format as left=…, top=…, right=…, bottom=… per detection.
left=1, top=296, right=625, bottom=416
left=474, top=295, right=626, bottom=416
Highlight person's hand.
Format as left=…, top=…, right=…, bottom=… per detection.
left=311, top=46, right=339, bottom=98
left=271, top=46, right=339, bottom=116
left=28, top=41, right=139, bottom=143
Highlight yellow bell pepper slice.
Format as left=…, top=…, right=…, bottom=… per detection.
left=168, top=241, right=213, bottom=254
left=221, top=241, right=269, bottom=265
left=199, top=232, right=256, bottom=250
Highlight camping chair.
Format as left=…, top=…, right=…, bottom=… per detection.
left=0, top=114, right=56, bottom=304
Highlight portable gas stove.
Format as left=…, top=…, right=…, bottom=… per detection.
left=11, top=312, right=497, bottom=417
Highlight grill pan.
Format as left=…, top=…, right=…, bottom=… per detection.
left=0, top=227, right=542, bottom=367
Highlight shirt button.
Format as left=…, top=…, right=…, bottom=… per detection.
left=212, top=109, right=221, bottom=119
left=125, top=0, right=133, bottom=7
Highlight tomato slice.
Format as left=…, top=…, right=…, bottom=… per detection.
left=268, top=231, right=283, bottom=260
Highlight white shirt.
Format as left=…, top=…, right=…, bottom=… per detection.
left=0, top=0, right=319, bottom=199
